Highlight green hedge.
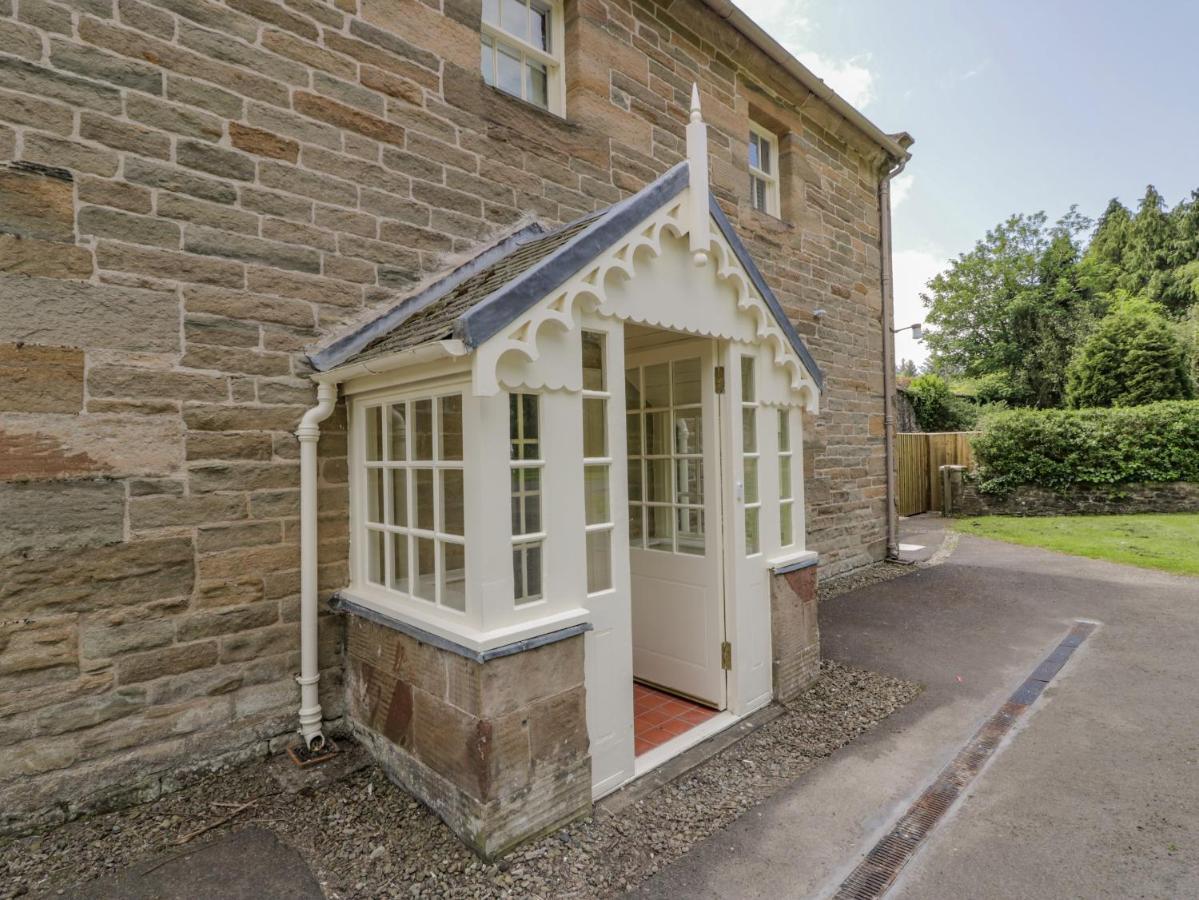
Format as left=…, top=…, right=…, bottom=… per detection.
left=972, top=401, right=1199, bottom=494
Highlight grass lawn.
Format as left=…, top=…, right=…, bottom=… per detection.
left=952, top=513, right=1199, bottom=577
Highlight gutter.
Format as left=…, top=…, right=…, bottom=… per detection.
left=697, top=0, right=909, bottom=161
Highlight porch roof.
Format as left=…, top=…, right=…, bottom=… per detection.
left=308, top=162, right=823, bottom=391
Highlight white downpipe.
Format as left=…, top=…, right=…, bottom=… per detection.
left=296, top=381, right=338, bottom=750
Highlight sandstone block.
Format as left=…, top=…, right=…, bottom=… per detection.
left=35, top=689, right=148, bottom=738
left=49, top=37, right=164, bottom=94
left=229, top=122, right=299, bottom=163
left=0, top=480, right=125, bottom=556
left=196, top=520, right=283, bottom=554
left=80, top=602, right=182, bottom=660
left=176, top=600, right=279, bottom=642
left=76, top=176, right=152, bottom=214
left=0, top=55, right=122, bottom=116
left=0, top=412, right=183, bottom=481
left=0, top=234, right=95, bottom=279
left=0, top=166, right=74, bottom=242
left=0, top=275, right=178, bottom=351
left=0, top=344, right=84, bottom=413
left=218, top=623, right=295, bottom=663
left=0, top=615, right=78, bottom=687
left=22, top=133, right=119, bottom=178
left=294, top=91, right=406, bottom=146
left=116, top=641, right=219, bottom=685
left=130, top=492, right=247, bottom=529
left=79, top=206, right=181, bottom=249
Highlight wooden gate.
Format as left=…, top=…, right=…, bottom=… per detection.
left=896, top=432, right=978, bottom=516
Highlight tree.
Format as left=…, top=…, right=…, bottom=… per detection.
left=896, top=358, right=918, bottom=377
left=1065, top=296, right=1194, bottom=408
left=905, top=374, right=977, bottom=431
left=922, top=210, right=1092, bottom=408
left=922, top=212, right=1047, bottom=379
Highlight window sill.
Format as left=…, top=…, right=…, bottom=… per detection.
left=332, top=588, right=591, bottom=656
left=768, top=549, right=818, bottom=574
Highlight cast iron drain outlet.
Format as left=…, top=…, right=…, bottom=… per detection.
left=832, top=620, right=1096, bottom=900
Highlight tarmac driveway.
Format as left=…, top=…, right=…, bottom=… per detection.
left=636, top=518, right=1199, bottom=899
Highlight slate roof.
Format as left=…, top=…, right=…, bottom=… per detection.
left=309, top=162, right=823, bottom=391
left=348, top=214, right=599, bottom=366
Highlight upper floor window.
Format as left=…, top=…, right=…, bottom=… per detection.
left=481, top=0, right=564, bottom=114
left=748, top=122, right=780, bottom=216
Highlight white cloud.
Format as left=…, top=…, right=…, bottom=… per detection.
left=733, top=0, right=875, bottom=109
left=890, top=172, right=914, bottom=209
left=796, top=52, right=875, bottom=109
left=892, top=248, right=946, bottom=366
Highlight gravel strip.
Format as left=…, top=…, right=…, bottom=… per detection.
left=1, top=661, right=921, bottom=899
left=819, top=561, right=915, bottom=602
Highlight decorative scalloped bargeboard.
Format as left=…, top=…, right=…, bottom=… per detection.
left=472, top=186, right=819, bottom=413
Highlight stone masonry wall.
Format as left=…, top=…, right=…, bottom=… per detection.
left=946, top=473, right=1199, bottom=518
left=344, top=615, right=591, bottom=858
left=0, top=0, right=893, bottom=832
left=769, top=563, right=820, bottom=701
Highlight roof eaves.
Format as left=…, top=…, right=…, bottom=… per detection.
left=707, top=194, right=824, bottom=391
left=308, top=221, right=547, bottom=373
left=456, top=162, right=690, bottom=348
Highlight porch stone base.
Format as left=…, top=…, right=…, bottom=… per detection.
left=343, top=615, right=591, bottom=859
left=770, top=564, right=821, bottom=701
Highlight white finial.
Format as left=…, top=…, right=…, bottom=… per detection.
left=686, top=83, right=710, bottom=266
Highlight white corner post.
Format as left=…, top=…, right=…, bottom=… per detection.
left=296, top=380, right=339, bottom=750
left=686, top=82, right=710, bottom=266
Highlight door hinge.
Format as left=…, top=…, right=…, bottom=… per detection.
left=721, top=641, right=732, bottom=670
left=714, top=365, right=725, bottom=394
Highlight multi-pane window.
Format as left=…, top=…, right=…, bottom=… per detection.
left=627, top=358, right=705, bottom=556
left=481, top=0, right=563, bottom=114
left=581, top=332, right=613, bottom=594
left=741, top=357, right=761, bottom=555
left=510, top=393, right=544, bottom=605
left=361, top=395, right=466, bottom=611
left=778, top=409, right=795, bottom=547
left=748, top=122, right=780, bottom=216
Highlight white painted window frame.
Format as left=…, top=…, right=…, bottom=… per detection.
left=480, top=0, right=566, bottom=116
left=740, top=354, right=762, bottom=556
left=350, top=382, right=469, bottom=619
left=581, top=330, right=615, bottom=596
left=748, top=121, right=780, bottom=217
left=777, top=408, right=796, bottom=548
left=510, top=391, right=547, bottom=606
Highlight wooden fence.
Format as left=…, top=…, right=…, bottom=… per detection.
left=896, top=432, right=978, bottom=516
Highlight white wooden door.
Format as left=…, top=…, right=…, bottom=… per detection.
left=626, top=340, right=726, bottom=708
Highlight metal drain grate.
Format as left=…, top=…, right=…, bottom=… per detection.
left=833, top=621, right=1096, bottom=900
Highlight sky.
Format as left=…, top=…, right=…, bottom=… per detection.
left=734, top=0, right=1199, bottom=366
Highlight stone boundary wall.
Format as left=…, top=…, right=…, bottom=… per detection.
left=0, top=0, right=892, bottom=834
left=944, top=471, right=1199, bottom=517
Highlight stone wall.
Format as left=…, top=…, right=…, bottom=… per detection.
left=0, top=0, right=894, bottom=832
left=944, top=471, right=1199, bottom=517
left=343, top=613, right=591, bottom=858
left=770, top=561, right=820, bottom=702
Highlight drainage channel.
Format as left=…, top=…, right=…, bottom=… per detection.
left=832, top=620, right=1097, bottom=900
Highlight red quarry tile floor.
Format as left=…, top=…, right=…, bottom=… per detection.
left=633, top=682, right=717, bottom=756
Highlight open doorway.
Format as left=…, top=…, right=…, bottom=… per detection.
left=624, top=326, right=729, bottom=760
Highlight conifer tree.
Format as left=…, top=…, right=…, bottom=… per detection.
left=1066, top=296, right=1194, bottom=408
